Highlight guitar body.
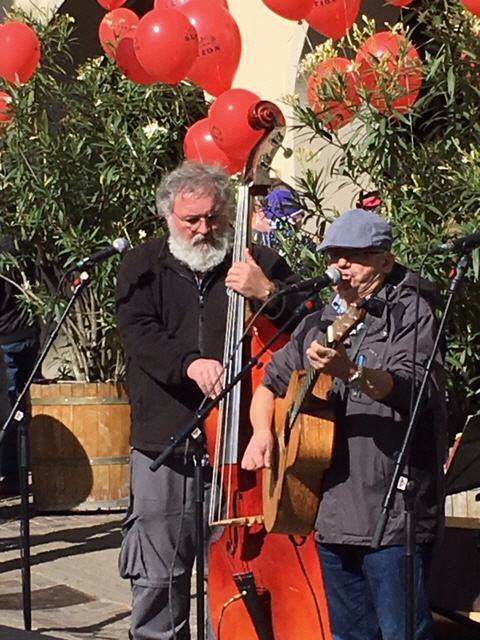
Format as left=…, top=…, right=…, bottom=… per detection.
left=263, top=301, right=367, bottom=536
left=263, top=370, right=335, bottom=535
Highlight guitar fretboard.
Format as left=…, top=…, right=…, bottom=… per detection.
left=287, top=304, right=366, bottom=430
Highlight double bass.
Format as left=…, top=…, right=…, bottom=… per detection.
left=203, top=101, right=332, bottom=640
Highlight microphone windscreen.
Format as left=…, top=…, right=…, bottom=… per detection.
left=112, top=238, right=130, bottom=254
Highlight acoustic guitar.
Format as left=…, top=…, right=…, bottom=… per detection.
left=263, top=302, right=366, bottom=535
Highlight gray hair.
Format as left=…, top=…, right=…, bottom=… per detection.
left=156, top=161, right=235, bottom=220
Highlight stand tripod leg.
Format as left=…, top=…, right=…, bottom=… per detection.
left=404, top=482, right=416, bottom=640
left=17, top=415, right=32, bottom=630
left=193, top=450, right=207, bottom=640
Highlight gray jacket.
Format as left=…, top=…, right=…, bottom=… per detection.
left=263, top=264, right=447, bottom=545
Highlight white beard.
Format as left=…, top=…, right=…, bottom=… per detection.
left=168, top=224, right=233, bottom=273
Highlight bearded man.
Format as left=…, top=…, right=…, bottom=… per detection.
left=115, top=161, right=305, bottom=640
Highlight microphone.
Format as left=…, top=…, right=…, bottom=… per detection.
left=431, top=232, right=480, bottom=254
left=278, top=266, right=342, bottom=295
left=67, top=238, right=130, bottom=272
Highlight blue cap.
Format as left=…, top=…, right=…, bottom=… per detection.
left=263, top=189, right=303, bottom=222
left=318, top=209, right=393, bottom=251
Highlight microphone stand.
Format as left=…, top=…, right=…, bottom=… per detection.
left=371, top=253, right=470, bottom=640
left=0, top=271, right=91, bottom=631
left=149, top=295, right=317, bottom=640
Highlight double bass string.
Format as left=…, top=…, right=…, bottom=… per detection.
left=223, top=184, right=248, bottom=520
left=209, top=185, right=250, bottom=525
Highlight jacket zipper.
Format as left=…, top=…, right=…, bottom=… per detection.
left=195, top=273, right=212, bottom=355
left=197, top=276, right=205, bottom=354
left=167, top=262, right=220, bottom=356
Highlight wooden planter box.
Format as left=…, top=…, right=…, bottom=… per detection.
left=29, top=382, right=131, bottom=512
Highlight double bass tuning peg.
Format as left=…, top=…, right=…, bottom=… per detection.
left=280, top=144, right=293, bottom=159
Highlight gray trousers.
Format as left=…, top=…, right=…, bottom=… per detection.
left=119, top=448, right=211, bottom=640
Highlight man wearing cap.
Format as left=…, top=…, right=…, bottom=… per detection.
left=242, top=209, right=446, bottom=640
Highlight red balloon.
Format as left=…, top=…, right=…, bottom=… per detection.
left=356, top=31, right=423, bottom=113
left=116, top=29, right=158, bottom=84
left=0, top=21, right=41, bottom=84
left=176, top=0, right=241, bottom=96
left=98, top=8, right=139, bottom=59
left=208, top=88, right=263, bottom=159
left=262, top=0, right=314, bottom=20
left=306, top=0, right=360, bottom=40
left=134, top=9, right=198, bottom=84
left=307, top=57, right=359, bottom=129
left=155, top=0, right=229, bottom=8
left=461, top=0, right=480, bottom=16
left=97, top=0, right=127, bottom=9
left=0, top=90, right=13, bottom=124
left=387, top=0, right=415, bottom=5
left=184, top=118, right=243, bottom=174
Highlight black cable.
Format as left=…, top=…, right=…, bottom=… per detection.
left=409, top=253, right=431, bottom=417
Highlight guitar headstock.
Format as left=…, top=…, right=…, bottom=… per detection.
left=326, top=302, right=366, bottom=347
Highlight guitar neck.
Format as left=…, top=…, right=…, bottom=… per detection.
left=288, top=364, right=320, bottom=430
left=287, top=302, right=366, bottom=429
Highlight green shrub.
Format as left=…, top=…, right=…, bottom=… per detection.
left=0, top=11, right=206, bottom=381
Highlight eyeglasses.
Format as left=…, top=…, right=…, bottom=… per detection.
left=171, top=210, right=222, bottom=228
left=325, top=249, right=386, bottom=263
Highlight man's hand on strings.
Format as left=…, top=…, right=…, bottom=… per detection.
left=241, top=429, right=274, bottom=471
left=186, top=358, right=224, bottom=398
left=306, top=341, right=354, bottom=381
left=225, top=248, right=274, bottom=301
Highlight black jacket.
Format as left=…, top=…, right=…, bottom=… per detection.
left=116, top=236, right=304, bottom=452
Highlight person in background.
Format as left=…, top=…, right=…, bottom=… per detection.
left=242, top=208, right=447, bottom=640
left=252, top=185, right=317, bottom=278
left=116, top=161, right=306, bottom=640
left=0, top=236, right=40, bottom=496
left=252, top=186, right=305, bottom=249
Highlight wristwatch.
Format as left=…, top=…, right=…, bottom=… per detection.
left=261, top=281, right=277, bottom=301
left=348, top=355, right=366, bottom=393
